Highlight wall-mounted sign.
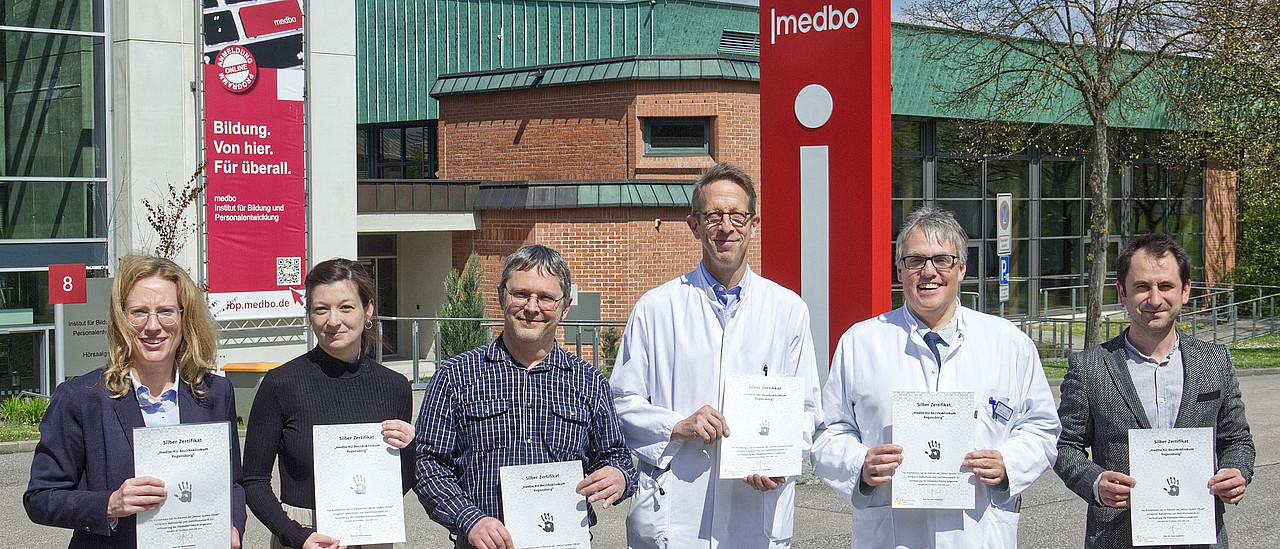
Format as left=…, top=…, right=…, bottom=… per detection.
left=760, top=0, right=892, bottom=364
left=48, top=263, right=87, bottom=305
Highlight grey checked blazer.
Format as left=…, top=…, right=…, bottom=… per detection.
left=1054, top=331, right=1255, bottom=548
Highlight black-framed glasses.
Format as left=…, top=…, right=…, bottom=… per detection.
left=126, top=307, right=183, bottom=327
left=503, top=288, right=564, bottom=311
left=898, top=255, right=961, bottom=271
left=698, top=210, right=754, bottom=228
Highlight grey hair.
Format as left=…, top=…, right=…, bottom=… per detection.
left=499, top=245, right=573, bottom=301
left=896, top=206, right=969, bottom=265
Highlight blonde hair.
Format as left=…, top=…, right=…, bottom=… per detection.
left=104, top=255, right=219, bottom=398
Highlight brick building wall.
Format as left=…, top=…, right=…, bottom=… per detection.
left=438, top=79, right=760, bottom=182
left=451, top=207, right=763, bottom=322
left=440, top=78, right=765, bottom=322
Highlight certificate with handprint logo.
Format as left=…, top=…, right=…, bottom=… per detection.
left=499, top=460, right=590, bottom=549
left=891, top=391, right=975, bottom=509
left=133, top=421, right=233, bottom=549
left=1129, top=427, right=1216, bottom=546
left=717, top=374, right=805, bottom=479
left=313, top=423, right=406, bottom=544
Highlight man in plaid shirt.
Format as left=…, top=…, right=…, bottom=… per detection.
left=414, top=245, right=637, bottom=549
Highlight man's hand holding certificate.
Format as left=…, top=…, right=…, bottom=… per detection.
left=500, top=461, right=591, bottom=549
left=718, top=374, right=805, bottom=480
left=1129, top=427, right=1217, bottom=546
left=892, top=391, right=975, bottom=509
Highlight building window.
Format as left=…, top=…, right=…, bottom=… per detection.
left=356, top=121, right=438, bottom=179
left=643, top=118, right=710, bottom=156
left=890, top=116, right=1205, bottom=316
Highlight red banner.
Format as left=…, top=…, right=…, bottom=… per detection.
left=759, top=1, right=892, bottom=363
left=203, top=41, right=306, bottom=320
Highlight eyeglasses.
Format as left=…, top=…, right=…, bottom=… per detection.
left=898, top=255, right=961, bottom=271
left=504, top=288, right=564, bottom=311
left=126, top=307, right=183, bottom=327
left=697, top=210, right=754, bottom=228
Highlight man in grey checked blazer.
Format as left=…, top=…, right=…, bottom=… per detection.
left=1055, top=234, right=1255, bottom=548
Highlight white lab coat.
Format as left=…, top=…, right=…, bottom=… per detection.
left=811, top=304, right=1060, bottom=549
left=610, top=266, right=822, bottom=549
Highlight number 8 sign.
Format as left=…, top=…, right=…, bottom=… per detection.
left=48, top=264, right=87, bottom=304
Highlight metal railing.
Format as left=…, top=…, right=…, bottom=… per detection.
left=1025, top=283, right=1280, bottom=359
left=371, top=315, right=627, bottom=388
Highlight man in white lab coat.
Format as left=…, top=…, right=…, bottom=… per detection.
left=610, top=162, right=822, bottom=549
left=811, top=206, right=1060, bottom=548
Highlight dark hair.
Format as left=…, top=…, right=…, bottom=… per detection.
left=305, top=258, right=377, bottom=352
left=1116, top=234, right=1191, bottom=287
left=691, top=162, right=757, bottom=214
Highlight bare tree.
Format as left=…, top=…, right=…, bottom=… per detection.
left=903, top=0, right=1231, bottom=347
left=143, top=164, right=206, bottom=259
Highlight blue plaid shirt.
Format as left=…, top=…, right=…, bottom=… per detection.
left=413, top=336, right=637, bottom=537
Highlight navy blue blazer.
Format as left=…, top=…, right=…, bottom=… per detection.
left=24, top=367, right=247, bottom=548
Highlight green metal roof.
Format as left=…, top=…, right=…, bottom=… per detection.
left=432, top=55, right=759, bottom=96
left=578, top=182, right=692, bottom=207
left=356, top=0, right=758, bottom=123
left=469, top=180, right=692, bottom=209
left=357, top=2, right=1184, bottom=131
left=890, top=24, right=1180, bottom=130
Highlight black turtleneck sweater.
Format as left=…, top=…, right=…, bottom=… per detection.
left=242, top=346, right=414, bottom=547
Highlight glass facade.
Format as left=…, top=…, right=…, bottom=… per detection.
left=0, top=0, right=108, bottom=394
left=891, top=118, right=1205, bottom=317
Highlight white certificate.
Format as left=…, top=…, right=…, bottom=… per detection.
left=499, top=460, right=590, bottom=549
left=133, top=421, right=232, bottom=549
left=313, top=423, right=406, bottom=545
left=1129, top=427, right=1217, bottom=546
left=718, top=374, right=805, bottom=479
left=891, top=391, right=975, bottom=509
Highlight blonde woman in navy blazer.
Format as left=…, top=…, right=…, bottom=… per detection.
left=25, top=255, right=247, bottom=548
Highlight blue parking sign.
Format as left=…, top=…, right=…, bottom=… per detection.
left=999, top=255, right=1010, bottom=284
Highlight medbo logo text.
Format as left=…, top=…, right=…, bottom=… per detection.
left=770, top=5, right=860, bottom=44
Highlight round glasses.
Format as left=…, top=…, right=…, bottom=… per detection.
left=898, top=254, right=961, bottom=271
left=504, top=289, right=564, bottom=311
left=126, top=307, right=182, bottom=327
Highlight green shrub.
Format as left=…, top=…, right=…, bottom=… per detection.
left=0, top=397, right=22, bottom=424
left=1, top=396, right=48, bottom=425
left=601, top=326, right=622, bottom=364
left=439, top=253, right=489, bottom=362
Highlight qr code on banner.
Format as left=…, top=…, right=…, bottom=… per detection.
left=276, top=257, right=302, bottom=286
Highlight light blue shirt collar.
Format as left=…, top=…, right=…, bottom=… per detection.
left=904, top=303, right=961, bottom=360
left=696, top=262, right=748, bottom=317
left=130, top=367, right=181, bottom=427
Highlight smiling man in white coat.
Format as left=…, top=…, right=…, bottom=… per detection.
left=810, top=206, right=1060, bottom=548
left=610, top=162, right=822, bottom=549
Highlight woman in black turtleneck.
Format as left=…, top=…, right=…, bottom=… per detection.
left=243, top=259, right=415, bottom=549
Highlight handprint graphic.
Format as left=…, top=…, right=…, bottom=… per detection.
left=538, top=513, right=555, bottom=533
left=352, top=475, right=367, bottom=495
left=1163, top=477, right=1180, bottom=497
left=174, top=481, right=193, bottom=503
left=926, top=440, right=941, bottom=460
left=759, top=420, right=771, bottom=436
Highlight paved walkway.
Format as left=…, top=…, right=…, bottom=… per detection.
left=4, top=372, right=1278, bottom=548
